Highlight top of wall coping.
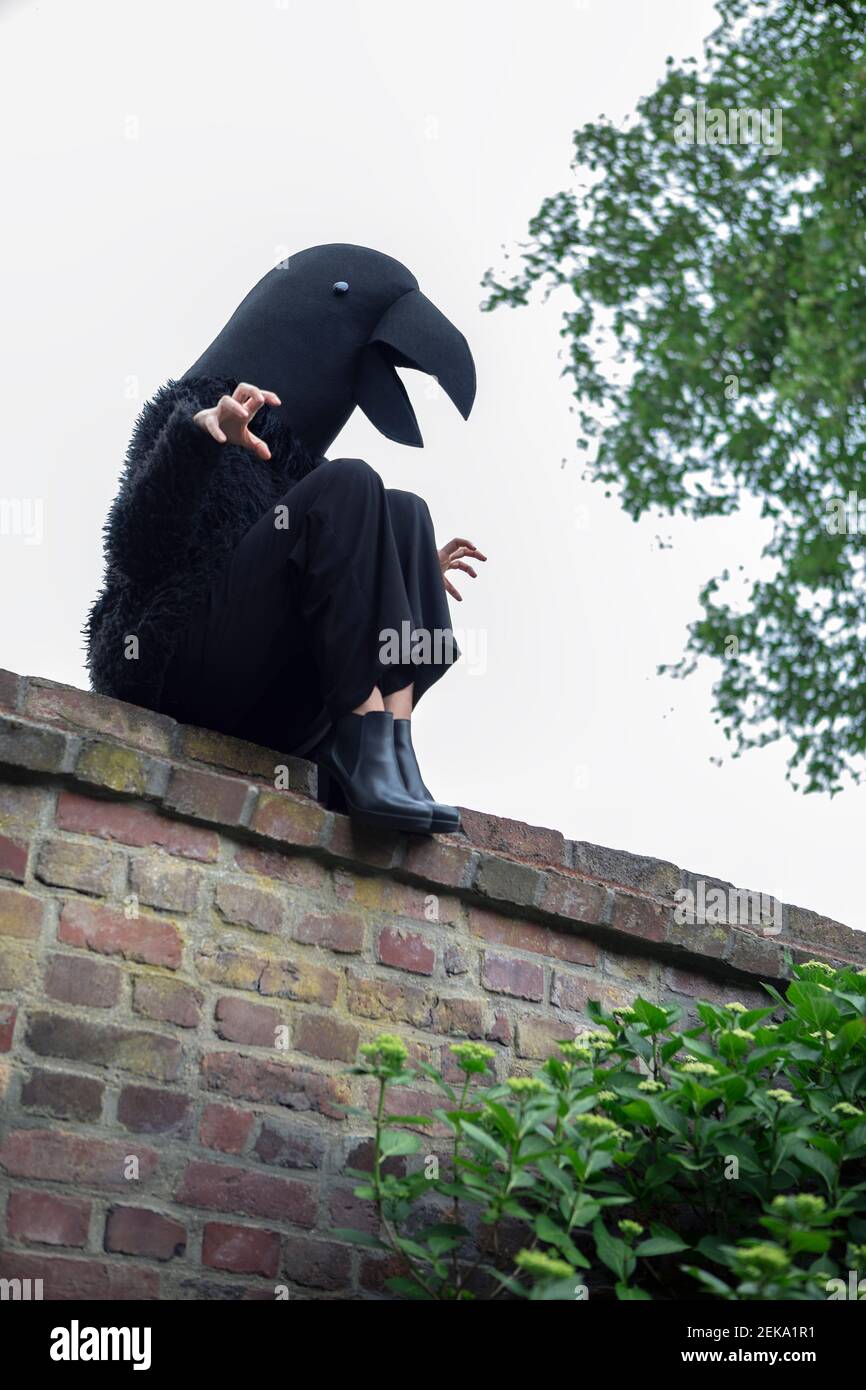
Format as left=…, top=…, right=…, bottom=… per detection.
left=0, top=669, right=862, bottom=987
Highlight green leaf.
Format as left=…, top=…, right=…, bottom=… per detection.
left=379, top=1129, right=424, bottom=1158
left=460, top=1121, right=508, bottom=1163
left=329, top=1228, right=388, bottom=1250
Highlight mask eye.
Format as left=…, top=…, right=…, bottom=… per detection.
left=333, top=280, right=349, bottom=295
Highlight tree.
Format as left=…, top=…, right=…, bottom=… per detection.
left=483, top=0, right=866, bottom=793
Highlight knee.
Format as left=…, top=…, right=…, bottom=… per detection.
left=324, top=457, right=382, bottom=493
left=386, top=488, right=432, bottom=524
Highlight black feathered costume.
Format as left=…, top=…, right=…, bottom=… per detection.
left=85, top=244, right=476, bottom=758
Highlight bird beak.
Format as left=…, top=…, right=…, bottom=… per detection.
left=356, top=288, right=476, bottom=446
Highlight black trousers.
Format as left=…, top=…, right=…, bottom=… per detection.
left=160, top=458, right=459, bottom=756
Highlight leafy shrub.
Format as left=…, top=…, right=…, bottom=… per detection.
left=333, top=961, right=866, bottom=1300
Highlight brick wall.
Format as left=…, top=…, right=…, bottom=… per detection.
left=0, top=669, right=862, bottom=1300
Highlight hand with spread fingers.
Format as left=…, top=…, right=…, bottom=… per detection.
left=438, top=536, right=487, bottom=601
left=193, top=382, right=281, bottom=461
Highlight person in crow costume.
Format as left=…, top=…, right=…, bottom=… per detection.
left=85, top=244, right=483, bottom=834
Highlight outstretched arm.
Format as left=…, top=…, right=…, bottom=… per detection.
left=102, top=380, right=280, bottom=587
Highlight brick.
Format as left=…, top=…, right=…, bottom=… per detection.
left=344, top=1136, right=407, bottom=1178
left=258, top=956, right=340, bottom=1006
left=195, top=941, right=267, bottom=993
left=571, top=841, right=681, bottom=896
left=445, top=944, right=471, bottom=975
left=59, top=898, right=182, bottom=969
left=611, top=892, right=669, bottom=944
left=537, top=871, right=607, bottom=927
left=35, top=835, right=118, bottom=896
left=26, top=1011, right=182, bottom=1081
left=200, top=1104, right=255, bottom=1155
left=283, top=1235, right=351, bottom=1291
left=251, top=790, right=329, bottom=849
left=202, top=1221, right=281, bottom=1276
left=347, top=973, right=432, bottom=1027
left=0, top=884, right=45, bottom=940
left=334, top=870, right=461, bottom=925
left=254, top=1119, right=326, bottom=1170
left=328, top=1184, right=380, bottom=1236
left=132, top=975, right=202, bottom=1028
left=181, top=724, right=316, bottom=794
left=0, top=1251, right=159, bottom=1300
left=459, top=809, right=566, bottom=866
left=165, top=766, right=250, bottom=826
left=215, top=996, right=282, bottom=1048
left=20, top=1068, right=104, bottom=1122
left=129, top=853, right=202, bottom=913
left=117, top=1085, right=191, bottom=1136
left=201, top=1051, right=350, bottom=1120
left=786, top=904, right=866, bottom=964
left=7, top=1189, right=91, bottom=1248
left=0, top=832, right=27, bottom=881
left=602, top=949, right=657, bottom=985
left=24, top=677, right=174, bottom=755
left=665, top=914, right=730, bottom=959
left=481, top=951, right=543, bottom=1001
left=550, top=969, right=590, bottom=1014
left=44, top=953, right=121, bottom=1008
left=403, top=836, right=474, bottom=888
left=195, top=940, right=339, bottom=1006
left=431, top=996, right=489, bottom=1038
left=663, top=965, right=767, bottom=1009
left=0, top=1128, right=158, bottom=1186
left=0, top=1002, right=16, bottom=1051
left=326, top=815, right=404, bottom=870
left=0, top=715, right=70, bottom=773
left=725, top=929, right=784, bottom=980
left=0, top=668, right=24, bottom=710
left=293, top=909, right=365, bottom=953
left=176, top=1159, right=316, bottom=1226
left=234, top=843, right=327, bottom=890
left=487, top=1012, right=512, bottom=1046
left=377, top=924, right=435, bottom=975
left=0, top=942, right=33, bottom=990
left=56, top=790, right=218, bottom=861
left=215, top=880, right=284, bottom=936
left=105, top=1206, right=186, bottom=1261
left=294, top=1013, right=358, bottom=1063
left=75, top=739, right=150, bottom=795
left=469, top=904, right=598, bottom=966
left=359, top=1250, right=409, bottom=1295
left=474, top=854, right=542, bottom=908
left=0, top=781, right=48, bottom=833
left=516, top=1014, right=578, bottom=1059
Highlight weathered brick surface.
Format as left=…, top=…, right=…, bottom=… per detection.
left=59, top=898, right=182, bottom=969
left=35, top=835, right=119, bottom=896
left=0, top=669, right=856, bottom=1300
left=7, top=1189, right=91, bottom=1248
left=105, top=1206, right=187, bottom=1261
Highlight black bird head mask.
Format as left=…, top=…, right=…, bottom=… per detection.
left=182, top=243, right=476, bottom=456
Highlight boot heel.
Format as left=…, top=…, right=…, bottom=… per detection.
left=316, top=765, right=347, bottom=812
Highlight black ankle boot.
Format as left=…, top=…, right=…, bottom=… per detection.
left=314, top=712, right=433, bottom=834
left=393, top=719, right=461, bottom=834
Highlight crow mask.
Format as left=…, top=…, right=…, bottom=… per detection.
left=181, top=243, right=476, bottom=456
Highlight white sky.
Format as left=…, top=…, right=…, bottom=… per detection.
left=1, top=0, right=861, bottom=932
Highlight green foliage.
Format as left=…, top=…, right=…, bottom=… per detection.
left=482, top=0, right=866, bottom=793
left=336, top=964, right=866, bottom=1300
